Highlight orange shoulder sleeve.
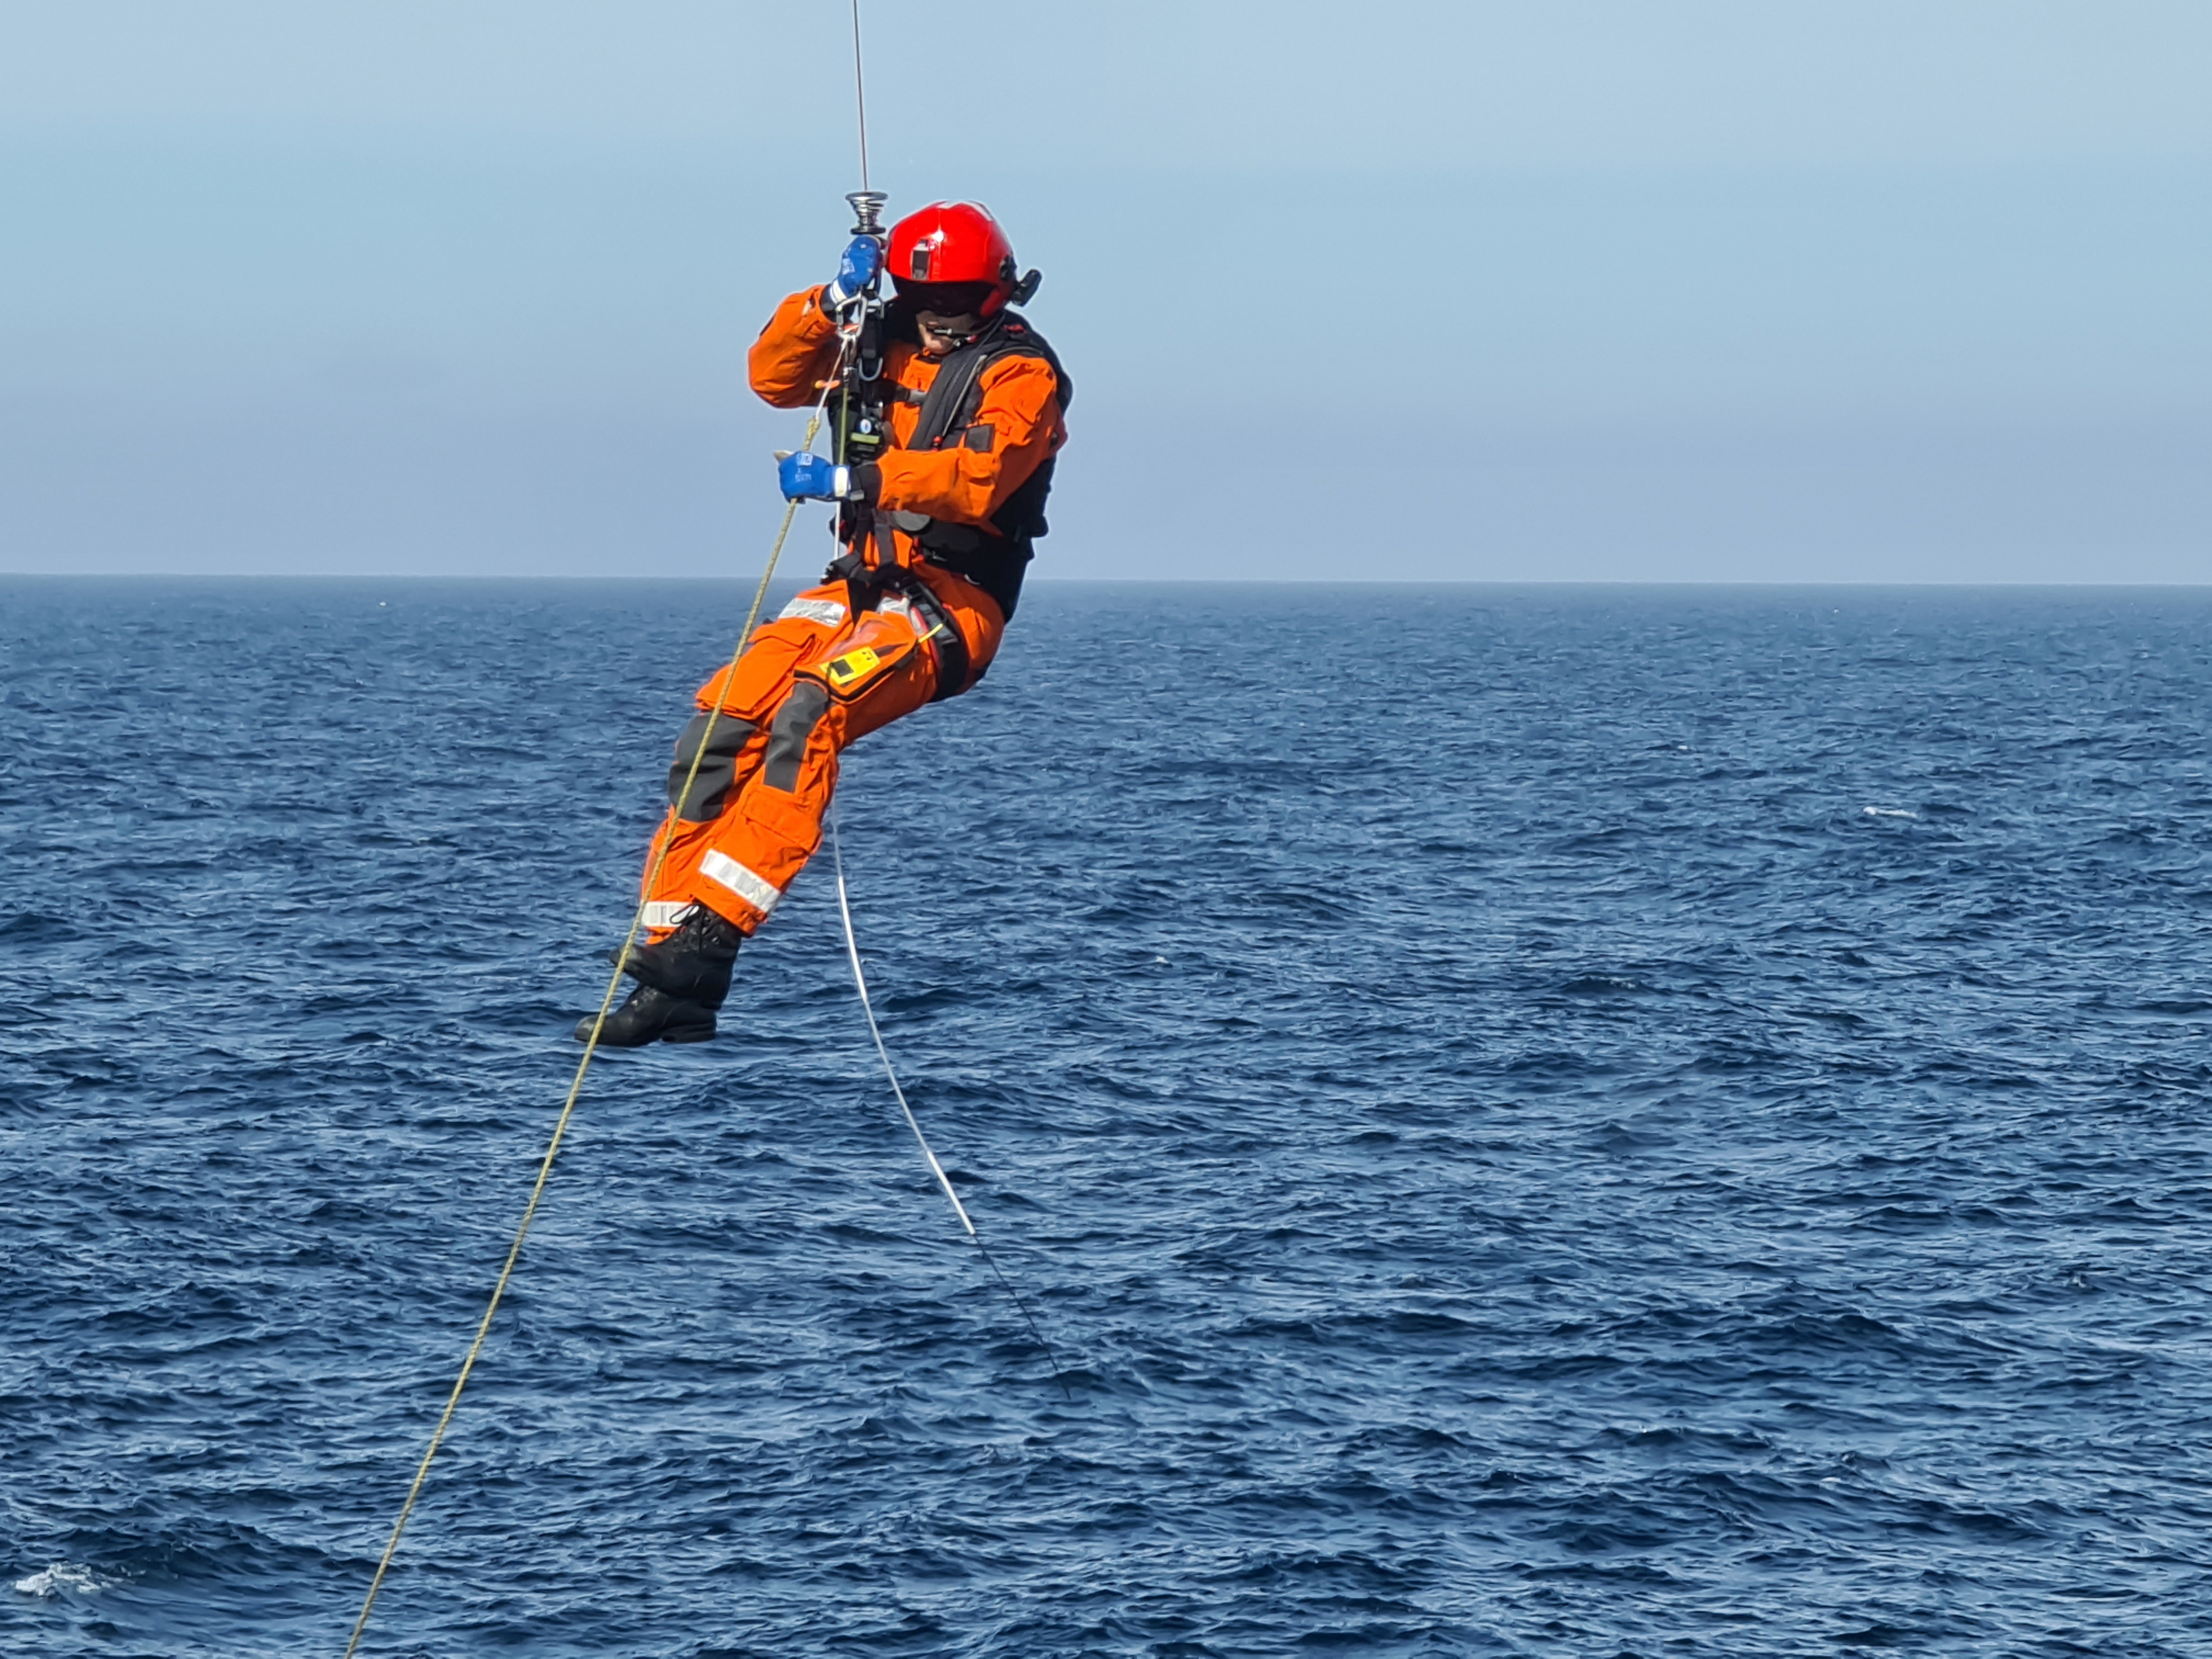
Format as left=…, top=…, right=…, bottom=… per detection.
left=748, top=286, right=843, bottom=409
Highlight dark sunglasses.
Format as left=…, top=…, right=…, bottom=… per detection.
left=895, top=280, right=994, bottom=318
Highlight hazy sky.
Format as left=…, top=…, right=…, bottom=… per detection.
left=2, top=1, right=2206, bottom=580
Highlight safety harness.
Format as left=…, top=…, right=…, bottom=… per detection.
left=830, top=312, right=1071, bottom=698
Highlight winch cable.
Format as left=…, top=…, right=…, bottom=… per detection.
left=341, top=351, right=851, bottom=1659
left=849, top=0, right=871, bottom=192
left=829, top=811, right=1073, bottom=1400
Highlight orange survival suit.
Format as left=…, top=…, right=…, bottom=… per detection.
left=632, top=286, right=1071, bottom=940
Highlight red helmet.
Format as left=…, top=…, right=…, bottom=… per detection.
left=886, top=201, right=1019, bottom=317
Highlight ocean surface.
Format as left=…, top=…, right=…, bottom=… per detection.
left=4, top=577, right=2211, bottom=1658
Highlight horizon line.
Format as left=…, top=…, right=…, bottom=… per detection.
left=4, top=572, right=2210, bottom=592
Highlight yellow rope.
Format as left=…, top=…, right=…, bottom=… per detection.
left=341, top=405, right=828, bottom=1658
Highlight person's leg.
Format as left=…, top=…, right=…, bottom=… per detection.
left=577, top=585, right=841, bottom=1047
left=678, top=567, right=1008, bottom=935
left=635, top=584, right=851, bottom=941
left=583, top=570, right=1004, bottom=1046
left=679, top=601, right=938, bottom=927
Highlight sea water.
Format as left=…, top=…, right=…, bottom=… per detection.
left=4, top=579, right=2210, bottom=1656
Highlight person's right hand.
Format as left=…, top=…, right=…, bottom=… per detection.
left=825, top=236, right=881, bottom=308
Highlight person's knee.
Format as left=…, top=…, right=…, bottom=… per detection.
left=668, top=712, right=753, bottom=821
left=762, top=682, right=831, bottom=792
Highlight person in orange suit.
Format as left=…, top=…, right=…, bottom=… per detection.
left=578, top=201, right=1070, bottom=1046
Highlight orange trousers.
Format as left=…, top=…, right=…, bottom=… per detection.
left=638, top=562, right=1005, bottom=937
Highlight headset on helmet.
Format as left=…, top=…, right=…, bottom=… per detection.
left=886, top=201, right=1041, bottom=317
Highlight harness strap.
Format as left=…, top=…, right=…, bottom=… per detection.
left=872, top=512, right=906, bottom=575
left=910, top=337, right=999, bottom=453
left=905, top=577, right=972, bottom=702
left=909, top=314, right=1072, bottom=455
left=822, top=546, right=973, bottom=702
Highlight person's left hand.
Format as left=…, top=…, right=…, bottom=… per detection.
left=778, top=452, right=853, bottom=501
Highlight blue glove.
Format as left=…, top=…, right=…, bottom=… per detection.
left=778, top=451, right=852, bottom=501
left=825, top=235, right=881, bottom=307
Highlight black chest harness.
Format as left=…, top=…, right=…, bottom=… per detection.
left=831, top=313, right=1072, bottom=679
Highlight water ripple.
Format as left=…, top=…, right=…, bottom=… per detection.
left=5, top=580, right=2212, bottom=1655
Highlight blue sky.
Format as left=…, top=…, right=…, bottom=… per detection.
left=1, top=1, right=2206, bottom=580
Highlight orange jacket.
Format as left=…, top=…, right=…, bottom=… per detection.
left=748, top=285, right=1067, bottom=530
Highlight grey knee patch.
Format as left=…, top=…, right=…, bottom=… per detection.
left=668, top=713, right=753, bottom=822
left=763, top=681, right=830, bottom=793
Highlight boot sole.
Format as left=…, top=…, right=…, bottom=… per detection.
left=568, top=1019, right=717, bottom=1046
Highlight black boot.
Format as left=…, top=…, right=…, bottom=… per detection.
left=573, top=904, right=743, bottom=1047
left=576, top=983, right=717, bottom=1047
left=610, top=904, right=743, bottom=1004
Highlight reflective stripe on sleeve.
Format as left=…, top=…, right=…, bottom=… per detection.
left=699, top=849, right=783, bottom=917
left=776, top=596, right=848, bottom=627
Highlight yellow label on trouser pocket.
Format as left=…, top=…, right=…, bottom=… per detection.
left=824, top=646, right=881, bottom=688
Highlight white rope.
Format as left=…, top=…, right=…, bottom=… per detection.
left=829, top=810, right=975, bottom=1237
left=827, top=807, right=1071, bottom=1397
